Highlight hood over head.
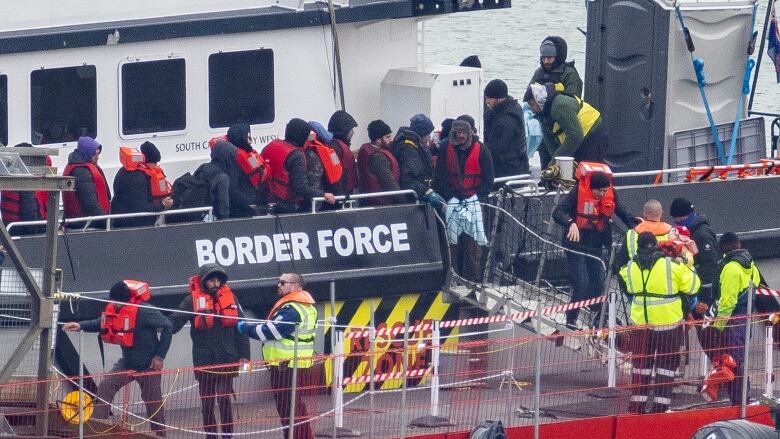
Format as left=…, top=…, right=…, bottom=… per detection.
left=327, top=110, right=358, bottom=143
left=210, top=140, right=238, bottom=173
left=76, top=136, right=102, bottom=161
left=449, top=120, right=473, bottom=148
left=198, top=263, right=229, bottom=290
left=541, top=36, right=568, bottom=70
left=227, top=124, right=252, bottom=151
left=285, top=118, right=312, bottom=148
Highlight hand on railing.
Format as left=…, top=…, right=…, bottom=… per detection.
left=423, top=189, right=446, bottom=208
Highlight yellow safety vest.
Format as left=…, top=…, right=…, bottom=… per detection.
left=553, top=96, right=601, bottom=145
left=262, top=302, right=317, bottom=368
left=620, top=257, right=700, bottom=327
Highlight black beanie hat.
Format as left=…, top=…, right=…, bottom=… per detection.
left=484, top=79, right=508, bottom=99
left=409, top=114, right=434, bottom=138
left=140, top=141, right=161, bottom=164
left=440, top=118, right=455, bottom=139
left=670, top=198, right=694, bottom=217
left=637, top=231, right=658, bottom=251
left=285, top=118, right=312, bottom=148
left=589, top=172, right=611, bottom=190
left=460, top=55, right=482, bottom=68
left=109, top=281, right=131, bottom=303
left=367, top=120, right=392, bottom=142
left=718, top=232, right=740, bottom=252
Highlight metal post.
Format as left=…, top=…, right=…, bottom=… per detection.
left=765, top=325, right=774, bottom=397
left=330, top=280, right=338, bottom=439
left=400, top=312, right=409, bottom=439
left=740, top=282, right=755, bottom=418
left=700, top=350, right=710, bottom=380
left=289, top=331, right=299, bottom=439
left=607, top=289, right=617, bottom=389
left=368, top=302, right=376, bottom=439
left=326, top=0, right=346, bottom=111
left=430, top=321, right=441, bottom=417
left=533, top=302, right=542, bottom=439
left=506, top=310, right=516, bottom=425
left=78, top=330, right=84, bottom=439
left=335, top=331, right=345, bottom=430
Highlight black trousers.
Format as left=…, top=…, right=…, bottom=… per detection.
left=268, top=364, right=313, bottom=439
left=194, top=370, right=236, bottom=439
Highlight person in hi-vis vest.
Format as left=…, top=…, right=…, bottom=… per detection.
left=237, top=273, right=316, bottom=439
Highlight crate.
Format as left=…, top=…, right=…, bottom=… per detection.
left=669, top=117, right=766, bottom=179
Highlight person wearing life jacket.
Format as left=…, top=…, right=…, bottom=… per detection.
left=326, top=110, right=359, bottom=195
left=111, top=142, right=174, bottom=228
left=552, top=163, right=637, bottom=328
left=62, top=280, right=172, bottom=437
left=432, top=120, right=495, bottom=282
left=357, top=119, right=406, bottom=206
left=169, top=263, right=249, bottom=439
left=710, top=233, right=763, bottom=405
left=618, top=232, right=700, bottom=414
left=529, top=37, right=583, bottom=98
left=261, top=118, right=336, bottom=214
left=615, top=199, right=673, bottom=270
left=0, top=142, right=49, bottom=235
left=302, top=120, right=343, bottom=210
left=237, top=272, right=317, bottom=439
left=226, top=123, right=267, bottom=214
left=524, top=82, right=608, bottom=169
left=63, top=136, right=111, bottom=228
left=483, top=79, right=529, bottom=177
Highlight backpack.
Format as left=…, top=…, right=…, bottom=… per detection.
left=170, top=172, right=212, bottom=222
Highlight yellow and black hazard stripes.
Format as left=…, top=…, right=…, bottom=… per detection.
left=323, top=292, right=459, bottom=392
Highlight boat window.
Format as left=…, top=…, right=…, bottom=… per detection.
left=30, top=66, right=97, bottom=145
left=0, top=75, right=6, bottom=147
left=208, top=49, right=274, bottom=128
left=121, top=58, right=186, bottom=135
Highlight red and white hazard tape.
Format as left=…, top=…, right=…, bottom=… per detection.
left=344, top=295, right=608, bottom=339
left=341, top=366, right=432, bottom=385
left=757, top=288, right=780, bottom=297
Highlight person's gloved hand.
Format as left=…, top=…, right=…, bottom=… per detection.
left=236, top=320, right=249, bottom=335
left=423, top=189, right=446, bottom=207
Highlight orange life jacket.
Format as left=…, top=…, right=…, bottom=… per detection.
left=119, top=147, right=173, bottom=198
left=305, top=138, right=343, bottom=185
left=236, top=148, right=268, bottom=188
left=267, top=290, right=316, bottom=319
left=62, top=162, right=110, bottom=218
left=189, top=276, right=240, bottom=329
left=261, top=139, right=303, bottom=203
left=574, top=162, right=615, bottom=232
left=445, top=142, right=482, bottom=198
left=99, top=280, right=151, bottom=347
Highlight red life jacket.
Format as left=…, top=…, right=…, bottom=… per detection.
left=35, top=156, right=53, bottom=219
left=574, top=162, right=615, bottom=232
left=236, top=148, right=268, bottom=188
left=445, top=142, right=482, bottom=198
left=99, top=280, right=151, bottom=347
left=357, top=143, right=399, bottom=206
left=62, top=162, right=110, bottom=218
left=119, top=147, right=173, bottom=198
left=3, top=157, right=52, bottom=224
left=260, top=139, right=304, bottom=203
left=306, top=139, right=342, bottom=185
left=189, top=276, right=240, bottom=329
left=331, top=139, right=358, bottom=193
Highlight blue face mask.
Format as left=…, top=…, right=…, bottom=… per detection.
left=675, top=211, right=698, bottom=228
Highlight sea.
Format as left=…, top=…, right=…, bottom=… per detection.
left=423, top=0, right=780, bottom=149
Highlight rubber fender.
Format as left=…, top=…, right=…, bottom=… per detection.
left=470, top=420, right=507, bottom=439
left=691, top=419, right=776, bottom=439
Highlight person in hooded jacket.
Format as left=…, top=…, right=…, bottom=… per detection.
left=262, top=119, right=336, bottom=213
left=394, top=114, right=439, bottom=205
left=63, top=136, right=111, bottom=228
left=483, top=79, right=528, bottom=177
left=525, top=82, right=607, bottom=169
left=327, top=110, right=359, bottom=195
left=529, top=37, right=583, bottom=98
left=669, top=198, right=720, bottom=306
left=169, top=264, right=250, bottom=439
left=223, top=124, right=261, bottom=217
left=1, top=142, right=47, bottom=235
left=193, top=141, right=235, bottom=220
left=432, top=120, right=495, bottom=281
left=111, top=142, right=174, bottom=228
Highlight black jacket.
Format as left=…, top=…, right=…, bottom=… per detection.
left=433, top=141, right=495, bottom=201
left=1, top=190, right=44, bottom=235
left=111, top=168, right=165, bottom=227
left=67, top=150, right=111, bottom=217
left=194, top=141, right=255, bottom=219
left=687, top=214, right=720, bottom=288
left=484, top=96, right=528, bottom=178
left=393, top=128, right=433, bottom=198
left=552, top=184, right=637, bottom=252
left=169, top=265, right=251, bottom=367
left=80, top=307, right=172, bottom=372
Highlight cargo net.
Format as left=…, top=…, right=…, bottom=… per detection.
left=0, top=267, right=42, bottom=391
left=440, top=188, right=632, bottom=338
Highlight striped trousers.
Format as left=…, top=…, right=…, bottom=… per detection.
left=628, top=325, right=684, bottom=414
